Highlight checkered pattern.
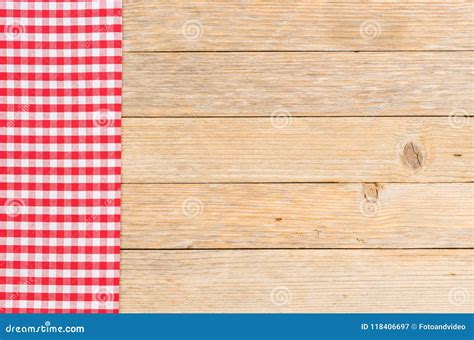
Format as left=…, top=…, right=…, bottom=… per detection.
left=0, top=1, right=121, bottom=313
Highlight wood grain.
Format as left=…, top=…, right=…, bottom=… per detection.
left=123, top=52, right=473, bottom=117
left=120, top=249, right=473, bottom=312
left=121, top=1, right=474, bottom=314
left=122, top=117, right=473, bottom=183
left=121, top=183, right=474, bottom=249
left=123, top=1, right=473, bottom=51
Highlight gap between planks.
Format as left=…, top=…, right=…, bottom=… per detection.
left=121, top=248, right=474, bottom=250
left=124, top=116, right=474, bottom=119
left=124, top=50, right=474, bottom=53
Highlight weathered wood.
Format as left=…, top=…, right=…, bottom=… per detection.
left=121, top=183, right=474, bottom=249
left=121, top=1, right=474, bottom=314
left=123, top=52, right=473, bottom=117
left=122, top=117, right=473, bottom=183
left=120, top=249, right=473, bottom=312
left=123, top=1, right=473, bottom=51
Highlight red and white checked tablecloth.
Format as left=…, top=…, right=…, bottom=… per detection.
left=0, top=1, right=121, bottom=313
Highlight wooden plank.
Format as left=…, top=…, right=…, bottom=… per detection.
left=121, top=183, right=474, bottom=249
left=122, top=117, right=473, bottom=183
left=123, top=1, right=474, bottom=51
left=123, top=52, right=473, bottom=117
left=120, top=249, right=473, bottom=312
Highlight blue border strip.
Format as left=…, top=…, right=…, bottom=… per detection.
left=1, top=314, right=472, bottom=339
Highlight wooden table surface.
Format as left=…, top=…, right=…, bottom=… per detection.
left=120, top=0, right=473, bottom=312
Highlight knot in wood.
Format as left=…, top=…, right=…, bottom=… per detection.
left=402, top=142, right=424, bottom=170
